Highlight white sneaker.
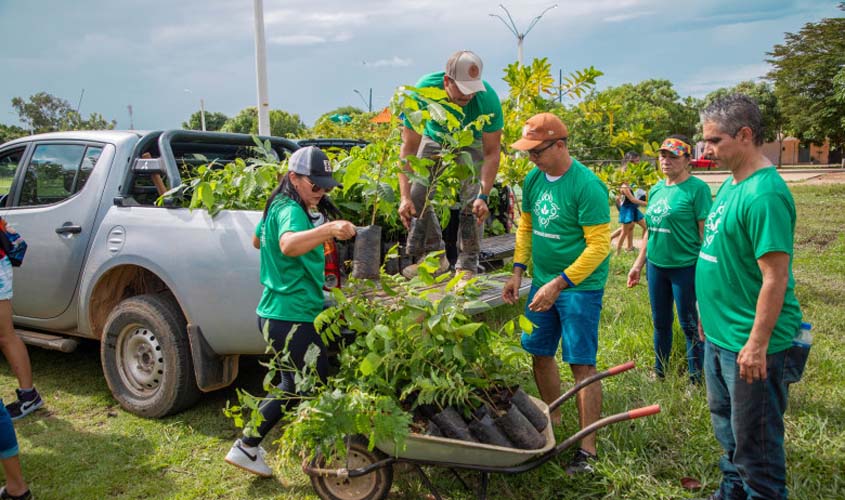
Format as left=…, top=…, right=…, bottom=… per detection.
left=225, top=439, right=272, bottom=477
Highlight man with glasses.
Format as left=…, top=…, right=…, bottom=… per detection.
left=502, top=113, right=611, bottom=474
left=398, top=50, right=503, bottom=279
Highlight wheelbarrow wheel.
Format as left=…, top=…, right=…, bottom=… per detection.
left=310, top=436, right=393, bottom=500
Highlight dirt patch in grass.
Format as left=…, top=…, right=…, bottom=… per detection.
left=796, top=231, right=840, bottom=251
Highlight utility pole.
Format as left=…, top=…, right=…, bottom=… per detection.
left=127, top=105, right=134, bottom=130
left=200, top=98, right=207, bottom=131
left=253, top=0, right=271, bottom=136
left=354, top=89, right=372, bottom=112
left=489, top=4, right=557, bottom=66
left=76, top=88, right=85, bottom=114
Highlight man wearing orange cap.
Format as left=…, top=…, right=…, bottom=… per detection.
left=398, top=50, right=503, bottom=279
left=502, top=113, right=611, bottom=474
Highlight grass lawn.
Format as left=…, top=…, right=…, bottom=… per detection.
left=2, top=183, right=843, bottom=499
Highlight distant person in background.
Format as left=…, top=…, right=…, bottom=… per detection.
left=627, top=135, right=711, bottom=383
left=611, top=152, right=647, bottom=254
left=0, top=218, right=42, bottom=422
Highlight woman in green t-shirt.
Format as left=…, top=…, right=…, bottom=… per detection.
left=627, top=135, right=712, bottom=383
left=225, top=146, right=356, bottom=478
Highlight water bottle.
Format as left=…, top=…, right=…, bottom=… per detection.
left=785, top=321, right=812, bottom=384
left=794, top=322, right=813, bottom=346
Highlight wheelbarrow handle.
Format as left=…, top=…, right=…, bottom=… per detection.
left=548, top=360, right=637, bottom=412
left=628, top=404, right=661, bottom=420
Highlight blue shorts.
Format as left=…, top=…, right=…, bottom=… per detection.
left=521, top=287, right=603, bottom=365
left=0, top=257, right=12, bottom=301
left=618, top=205, right=643, bottom=224
left=0, top=399, right=19, bottom=459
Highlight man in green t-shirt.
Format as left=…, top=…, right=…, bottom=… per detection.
left=696, top=94, right=803, bottom=500
left=398, top=50, right=503, bottom=279
left=502, top=113, right=611, bottom=475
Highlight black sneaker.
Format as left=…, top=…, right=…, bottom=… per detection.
left=0, top=486, right=32, bottom=500
left=5, top=388, right=44, bottom=421
left=565, top=448, right=598, bottom=475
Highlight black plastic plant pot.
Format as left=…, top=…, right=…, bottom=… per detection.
left=431, top=407, right=478, bottom=443
left=510, top=387, right=548, bottom=432
left=405, top=216, right=427, bottom=257
left=496, top=404, right=546, bottom=450
left=351, top=224, right=382, bottom=280
left=469, top=414, right=514, bottom=448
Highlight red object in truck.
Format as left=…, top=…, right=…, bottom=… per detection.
left=323, top=240, right=341, bottom=290
left=690, top=158, right=715, bottom=169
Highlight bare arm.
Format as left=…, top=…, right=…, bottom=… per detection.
left=622, top=185, right=647, bottom=206
left=736, top=251, right=791, bottom=383
left=471, top=129, right=503, bottom=223
left=398, top=126, right=422, bottom=200
left=252, top=235, right=261, bottom=249
left=627, top=228, right=649, bottom=287
left=698, top=220, right=705, bottom=240
left=279, top=220, right=356, bottom=257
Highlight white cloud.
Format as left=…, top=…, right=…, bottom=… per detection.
left=604, top=10, right=655, bottom=23
left=680, top=62, right=773, bottom=97
left=365, top=57, right=413, bottom=68
left=269, top=34, right=327, bottom=46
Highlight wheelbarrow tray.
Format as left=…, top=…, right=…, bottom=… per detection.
left=375, top=396, right=554, bottom=468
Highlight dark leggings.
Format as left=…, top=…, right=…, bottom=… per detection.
left=241, top=317, right=328, bottom=447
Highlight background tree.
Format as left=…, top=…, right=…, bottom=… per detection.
left=11, top=92, right=116, bottom=133
left=307, top=110, right=392, bottom=143
left=220, top=107, right=306, bottom=138
left=182, top=111, right=229, bottom=131
left=766, top=3, right=845, bottom=153
left=0, top=124, right=27, bottom=143
left=704, top=81, right=785, bottom=165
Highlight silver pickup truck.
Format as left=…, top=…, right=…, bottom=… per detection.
left=0, top=130, right=526, bottom=418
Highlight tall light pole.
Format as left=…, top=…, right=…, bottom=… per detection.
left=489, top=4, right=557, bottom=66
left=127, top=105, right=134, bottom=130
left=353, top=88, right=372, bottom=112
left=253, top=0, right=271, bottom=136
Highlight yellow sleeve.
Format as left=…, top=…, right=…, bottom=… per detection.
left=562, top=223, right=611, bottom=286
left=513, top=211, right=532, bottom=269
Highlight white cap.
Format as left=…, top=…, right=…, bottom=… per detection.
left=445, top=50, right=486, bottom=94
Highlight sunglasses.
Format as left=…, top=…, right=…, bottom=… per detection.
left=303, top=177, right=333, bottom=194
left=528, top=140, right=558, bottom=158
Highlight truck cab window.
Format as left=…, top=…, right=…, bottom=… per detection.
left=19, top=144, right=101, bottom=207
left=0, top=147, right=25, bottom=200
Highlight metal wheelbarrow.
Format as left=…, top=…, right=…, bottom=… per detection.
left=303, top=361, right=660, bottom=500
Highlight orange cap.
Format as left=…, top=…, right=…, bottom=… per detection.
left=510, top=113, right=569, bottom=150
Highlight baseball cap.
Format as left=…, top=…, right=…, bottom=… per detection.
left=658, top=137, right=691, bottom=157
left=288, top=146, right=342, bottom=190
left=510, top=113, right=569, bottom=151
left=445, top=50, right=486, bottom=95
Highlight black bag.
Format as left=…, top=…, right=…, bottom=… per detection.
left=0, top=219, right=27, bottom=267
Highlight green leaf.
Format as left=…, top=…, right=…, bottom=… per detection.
left=359, top=352, right=382, bottom=376
left=518, top=315, right=535, bottom=334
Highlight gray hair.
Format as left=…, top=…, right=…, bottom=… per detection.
left=700, top=94, right=765, bottom=146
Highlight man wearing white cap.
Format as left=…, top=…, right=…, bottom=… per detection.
left=398, top=50, right=503, bottom=279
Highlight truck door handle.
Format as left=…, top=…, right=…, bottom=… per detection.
left=55, top=224, right=82, bottom=235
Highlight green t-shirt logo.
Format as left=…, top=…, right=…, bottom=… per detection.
left=703, top=201, right=726, bottom=249
left=647, top=198, right=672, bottom=225
left=535, top=191, right=560, bottom=228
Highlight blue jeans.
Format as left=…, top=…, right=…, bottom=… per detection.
left=704, top=341, right=788, bottom=500
left=647, top=261, right=702, bottom=382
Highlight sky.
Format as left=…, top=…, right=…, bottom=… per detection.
left=0, top=0, right=840, bottom=131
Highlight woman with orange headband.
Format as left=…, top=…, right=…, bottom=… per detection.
left=627, top=135, right=712, bottom=383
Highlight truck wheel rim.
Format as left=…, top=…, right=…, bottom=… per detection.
left=116, top=325, right=165, bottom=395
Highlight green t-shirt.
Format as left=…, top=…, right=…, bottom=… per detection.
left=255, top=196, right=325, bottom=322
left=645, top=176, right=712, bottom=268
left=403, top=72, right=503, bottom=142
left=695, top=167, right=802, bottom=354
left=521, top=159, right=610, bottom=290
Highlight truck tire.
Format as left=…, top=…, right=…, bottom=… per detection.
left=101, top=293, right=200, bottom=417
